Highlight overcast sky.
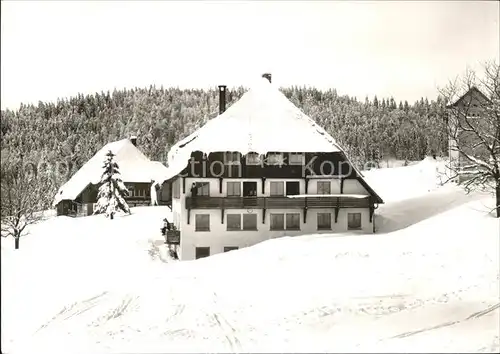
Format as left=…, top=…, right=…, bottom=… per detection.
left=1, top=0, right=499, bottom=110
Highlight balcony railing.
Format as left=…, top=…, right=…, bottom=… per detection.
left=123, top=195, right=151, bottom=208
left=185, top=196, right=371, bottom=210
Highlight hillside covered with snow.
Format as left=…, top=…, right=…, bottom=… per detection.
left=1, top=158, right=499, bottom=353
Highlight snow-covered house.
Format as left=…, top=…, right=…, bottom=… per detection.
left=159, top=74, right=384, bottom=260
left=54, top=136, right=170, bottom=216
left=445, top=86, right=492, bottom=182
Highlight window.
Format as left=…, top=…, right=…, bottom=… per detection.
left=195, top=182, right=210, bottom=196
left=286, top=213, right=300, bottom=230
left=173, top=179, right=180, bottom=199
left=289, top=153, right=304, bottom=165
left=270, top=181, right=284, bottom=196
left=266, top=153, right=284, bottom=165
left=243, top=214, right=257, bottom=230
left=317, top=181, right=331, bottom=195
left=195, top=247, right=210, bottom=259
left=347, top=213, right=362, bottom=230
left=270, top=213, right=284, bottom=230
left=246, top=152, right=261, bottom=165
left=127, top=185, right=135, bottom=197
left=243, top=181, right=257, bottom=197
left=227, top=214, right=241, bottom=231
left=224, top=152, right=241, bottom=164
left=317, top=213, right=332, bottom=230
left=195, top=214, right=210, bottom=231
left=224, top=246, right=239, bottom=252
left=227, top=182, right=241, bottom=196
left=286, top=181, right=300, bottom=196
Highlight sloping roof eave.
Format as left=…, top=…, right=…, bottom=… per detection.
left=446, top=86, right=491, bottom=108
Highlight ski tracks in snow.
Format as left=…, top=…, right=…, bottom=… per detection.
left=35, top=291, right=110, bottom=333
left=392, top=302, right=500, bottom=340
left=157, top=276, right=244, bottom=352
left=208, top=290, right=243, bottom=352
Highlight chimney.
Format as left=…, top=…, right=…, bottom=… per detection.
left=218, top=85, right=227, bottom=114
left=130, top=135, right=137, bottom=146
left=262, top=73, right=272, bottom=83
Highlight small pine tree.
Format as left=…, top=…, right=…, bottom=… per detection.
left=94, top=150, right=130, bottom=219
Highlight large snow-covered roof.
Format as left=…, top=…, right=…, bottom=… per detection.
left=54, top=138, right=169, bottom=205
left=167, top=77, right=341, bottom=171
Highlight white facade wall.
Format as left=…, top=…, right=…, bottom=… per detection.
left=182, top=177, right=369, bottom=197
left=171, top=178, right=184, bottom=230
left=448, top=137, right=460, bottom=181
left=171, top=198, right=182, bottom=229
left=343, top=179, right=369, bottom=195
left=179, top=208, right=372, bottom=260
left=307, top=178, right=341, bottom=194
left=172, top=177, right=374, bottom=261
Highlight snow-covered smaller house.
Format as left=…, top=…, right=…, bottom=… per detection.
left=53, top=136, right=170, bottom=216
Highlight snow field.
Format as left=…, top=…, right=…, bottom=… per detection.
left=2, top=158, right=499, bottom=353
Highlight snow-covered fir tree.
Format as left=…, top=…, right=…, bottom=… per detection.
left=94, top=150, right=131, bottom=219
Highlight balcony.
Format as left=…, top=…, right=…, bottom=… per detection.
left=186, top=195, right=371, bottom=210
left=184, top=195, right=374, bottom=224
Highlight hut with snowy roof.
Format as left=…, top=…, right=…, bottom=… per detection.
left=158, top=73, right=384, bottom=260
left=53, top=136, right=170, bottom=216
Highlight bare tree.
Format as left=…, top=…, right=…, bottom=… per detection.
left=1, top=151, right=52, bottom=249
left=440, top=61, right=500, bottom=217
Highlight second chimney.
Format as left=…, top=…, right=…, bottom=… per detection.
left=130, top=135, right=137, bottom=146
left=218, top=85, right=227, bottom=115
left=262, top=73, right=272, bottom=83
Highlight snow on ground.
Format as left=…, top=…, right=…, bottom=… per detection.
left=1, top=206, right=174, bottom=353
left=363, top=156, right=450, bottom=202
left=377, top=158, right=421, bottom=169
left=2, top=159, right=499, bottom=353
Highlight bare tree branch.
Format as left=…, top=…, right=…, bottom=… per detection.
left=439, top=61, right=500, bottom=217
left=0, top=151, right=52, bottom=249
